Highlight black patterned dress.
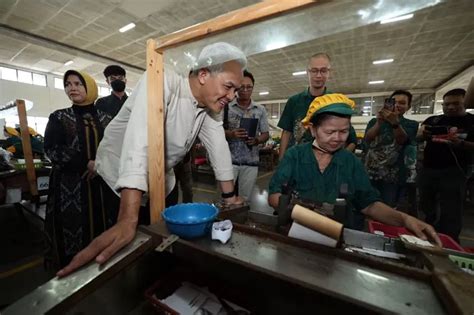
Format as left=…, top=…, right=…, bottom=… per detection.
left=44, top=104, right=114, bottom=269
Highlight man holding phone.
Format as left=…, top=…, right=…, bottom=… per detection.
left=364, top=90, right=419, bottom=207
left=417, top=88, right=474, bottom=242
left=223, top=70, right=270, bottom=200
left=224, top=70, right=270, bottom=200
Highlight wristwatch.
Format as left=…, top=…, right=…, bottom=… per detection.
left=221, top=190, right=236, bottom=198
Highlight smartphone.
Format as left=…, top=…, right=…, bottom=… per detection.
left=383, top=98, right=395, bottom=111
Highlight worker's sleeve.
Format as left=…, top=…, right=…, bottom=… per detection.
left=268, top=148, right=296, bottom=194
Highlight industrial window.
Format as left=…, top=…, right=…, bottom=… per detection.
left=0, top=66, right=17, bottom=81
left=32, top=73, right=47, bottom=86
left=17, top=70, right=33, bottom=84
left=54, top=77, right=64, bottom=90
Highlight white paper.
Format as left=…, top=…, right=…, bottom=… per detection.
left=400, top=234, right=434, bottom=247
left=345, top=247, right=406, bottom=260
left=288, top=222, right=338, bottom=248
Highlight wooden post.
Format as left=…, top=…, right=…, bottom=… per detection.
left=156, top=0, right=317, bottom=50
left=147, top=39, right=165, bottom=224
left=16, top=99, right=38, bottom=197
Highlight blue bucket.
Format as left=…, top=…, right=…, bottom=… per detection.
left=162, top=203, right=218, bottom=238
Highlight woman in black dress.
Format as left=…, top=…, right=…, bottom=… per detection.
left=44, top=70, right=114, bottom=269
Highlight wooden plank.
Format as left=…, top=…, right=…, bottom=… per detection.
left=147, top=39, right=165, bottom=224
left=155, top=0, right=318, bottom=51
left=16, top=99, right=38, bottom=197
left=422, top=252, right=474, bottom=315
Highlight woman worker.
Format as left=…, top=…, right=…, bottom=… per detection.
left=268, top=94, right=441, bottom=245
left=44, top=70, right=114, bottom=269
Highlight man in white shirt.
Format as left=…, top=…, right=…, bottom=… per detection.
left=57, top=42, right=246, bottom=277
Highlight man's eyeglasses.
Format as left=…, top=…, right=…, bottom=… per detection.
left=307, top=68, right=330, bottom=76
left=240, top=85, right=254, bottom=91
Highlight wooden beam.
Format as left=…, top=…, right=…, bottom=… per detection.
left=155, top=0, right=318, bottom=51
left=147, top=39, right=165, bottom=224
left=16, top=99, right=38, bottom=197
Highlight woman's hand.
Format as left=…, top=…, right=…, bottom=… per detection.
left=85, top=160, right=96, bottom=180
left=402, top=215, right=442, bottom=247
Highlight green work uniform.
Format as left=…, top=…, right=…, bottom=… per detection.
left=269, top=142, right=380, bottom=229
left=347, top=125, right=357, bottom=147
left=364, top=117, right=418, bottom=184
left=278, top=88, right=329, bottom=146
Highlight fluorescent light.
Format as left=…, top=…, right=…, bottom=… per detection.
left=436, top=99, right=443, bottom=103
left=265, top=41, right=286, bottom=51
left=64, top=60, right=73, bottom=66
left=119, top=22, right=136, bottom=33
left=369, top=80, right=384, bottom=84
left=373, top=58, right=394, bottom=65
left=363, top=106, right=371, bottom=109
left=357, top=269, right=389, bottom=281
left=362, top=113, right=370, bottom=116
left=259, top=91, right=269, bottom=96
left=364, top=100, right=373, bottom=103
left=380, top=14, right=414, bottom=24
left=271, top=115, right=278, bottom=119
left=292, top=71, right=306, bottom=76
left=420, top=106, right=431, bottom=108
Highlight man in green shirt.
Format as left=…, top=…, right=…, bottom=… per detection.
left=364, top=90, right=419, bottom=207
left=277, top=53, right=331, bottom=160
left=269, top=93, right=441, bottom=245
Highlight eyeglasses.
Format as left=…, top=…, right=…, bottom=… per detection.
left=307, top=68, right=330, bottom=76
left=240, top=85, right=254, bottom=91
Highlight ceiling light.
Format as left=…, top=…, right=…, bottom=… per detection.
left=362, top=113, right=370, bottom=116
left=64, top=60, right=73, bottom=66
left=363, top=106, right=371, bottom=109
left=435, top=99, right=443, bottom=103
left=380, top=14, right=414, bottom=24
left=259, top=91, right=269, bottom=96
left=292, top=71, right=306, bottom=76
left=372, top=58, right=394, bottom=65
left=119, top=22, right=136, bottom=33
left=369, top=80, right=384, bottom=84
left=271, top=115, right=278, bottom=119
left=364, top=100, right=373, bottom=103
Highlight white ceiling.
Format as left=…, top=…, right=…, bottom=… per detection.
left=0, top=0, right=473, bottom=102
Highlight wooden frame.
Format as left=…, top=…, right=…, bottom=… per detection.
left=146, top=0, right=319, bottom=223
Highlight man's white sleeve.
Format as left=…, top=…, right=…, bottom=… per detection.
left=199, top=113, right=234, bottom=181
left=114, top=74, right=149, bottom=192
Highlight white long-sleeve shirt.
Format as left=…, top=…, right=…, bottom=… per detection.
left=95, top=68, right=234, bottom=196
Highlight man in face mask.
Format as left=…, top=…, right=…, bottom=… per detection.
left=95, top=65, right=128, bottom=118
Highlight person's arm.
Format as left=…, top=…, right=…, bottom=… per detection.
left=345, top=143, right=356, bottom=152
left=199, top=114, right=243, bottom=204
left=279, top=130, right=292, bottom=160
left=362, top=201, right=442, bottom=246
left=364, top=117, right=381, bottom=144
left=57, top=188, right=142, bottom=277
left=268, top=148, right=294, bottom=209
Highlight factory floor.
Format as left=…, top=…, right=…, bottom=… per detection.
left=1, top=169, right=474, bottom=310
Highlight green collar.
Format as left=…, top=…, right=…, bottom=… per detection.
left=303, top=86, right=329, bottom=98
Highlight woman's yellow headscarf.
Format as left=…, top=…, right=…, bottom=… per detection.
left=63, top=70, right=98, bottom=105
left=301, top=93, right=356, bottom=127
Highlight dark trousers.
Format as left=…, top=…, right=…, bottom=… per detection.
left=418, top=167, right=466, bottom=242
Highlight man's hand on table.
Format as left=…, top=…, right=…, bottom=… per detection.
left=57, top=219, right=137, bottom=277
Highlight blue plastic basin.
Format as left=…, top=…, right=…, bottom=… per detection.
left=162, top=203, right=218, bottom=238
